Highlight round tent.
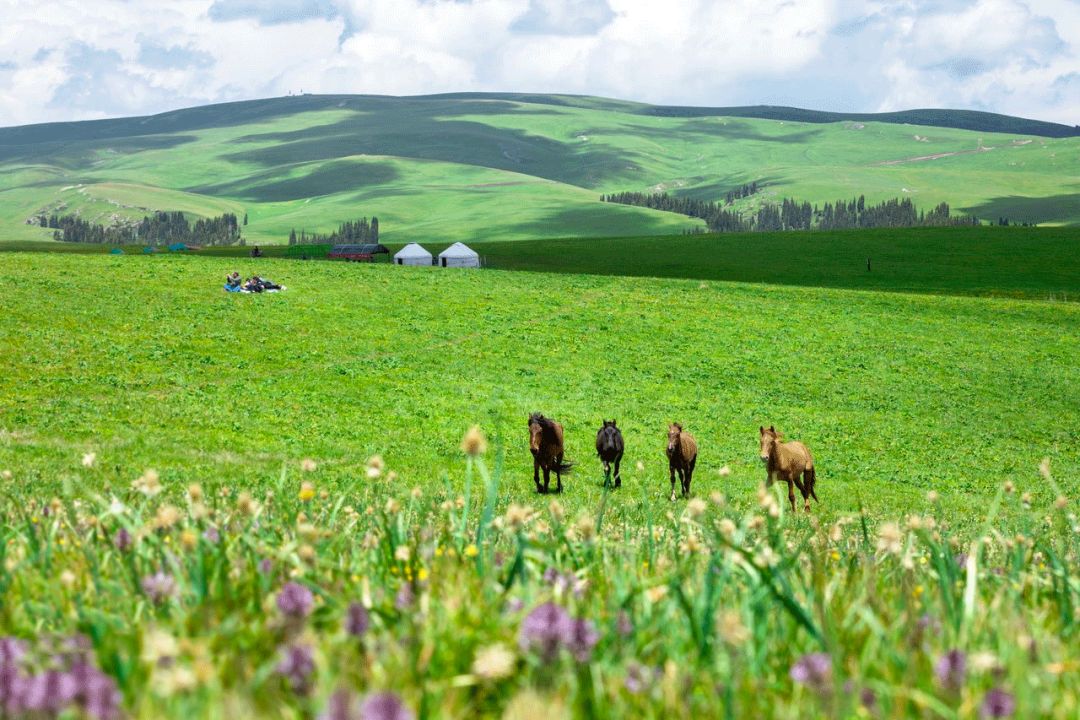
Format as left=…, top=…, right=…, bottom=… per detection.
left=437, top=242, right=480, bottom=268
left=394, top=243, right=433, bottom=266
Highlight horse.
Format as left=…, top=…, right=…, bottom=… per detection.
left=759, top=425, right=818, bottom=512
left=595, top=420, right=624, bottom=488
left=666, top=423, right=698, bottom=500
left=528, top=413, right=572, bottom=494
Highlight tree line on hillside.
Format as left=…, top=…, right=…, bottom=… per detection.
left=288, top=217, right=379, bottom=245
left=40, top=211, right=243, bottom=246
left=602, top=191, right=986, bottom=232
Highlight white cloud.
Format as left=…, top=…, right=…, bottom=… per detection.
left=0, top=0, right=1076, bottom=127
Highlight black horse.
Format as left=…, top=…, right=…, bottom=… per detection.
left=595, top=419, right=624, bottom=488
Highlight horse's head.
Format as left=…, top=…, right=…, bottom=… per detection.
left=759, top=425, right=779, bottom=463
left=597, top=420, right=618, bottom=451
left=667, top=423, right=683, bottom=454
left=528, top=413, right=545, bottom=454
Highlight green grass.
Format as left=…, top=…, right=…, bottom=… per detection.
left=2, top=251, right=1078, bottom=717
left=1, top=94, right=1077, bottom=246
left=1, top=253, right=1076, bottom=532
left=478, top=226, right=1080, bottom=301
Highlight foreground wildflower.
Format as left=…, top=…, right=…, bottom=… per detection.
left=790, top=653, right=832, bottom=693
left=321, top=690, right=356, bottom=720
left=346, top=602, right=370, bottom=638
left=566, top=618, right=599, bottom=663
left=934, top=649, right=967, bottom=691
left=141, top=571, right=177, bottom=604
left=277, top=582, right=314, bottom=619
left=519, top=603, right=573, bottom=661
left=360, top=691, right=414, bottom=720
left=276, top=644, right=315, bottom=694
left=981, top=688, right=1016, bottom=718
left=461, top=425, right=487, bottom=456
left=472, top=643, right=516, bottom=680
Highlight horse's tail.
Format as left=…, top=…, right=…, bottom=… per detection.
left=805, top=466, right=818, bottom=502
left=556, top=459, right=574, bottom=475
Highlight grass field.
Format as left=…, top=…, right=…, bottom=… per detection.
left=2, top=252, right=1076, bottom=528
left=2, top=251, right=1078, bottom=718
left=1, top=94, right=1078, bottom=246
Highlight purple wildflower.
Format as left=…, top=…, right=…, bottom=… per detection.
left=346, top=602, right=370, bottom=638
left=113, top=528, right=132, bottom=552
left=623, top=662, right=655, bottom=694
left=860, top=687, right=877, bottom=711
left=542, top=567, right=560, bottom=585
left=141, top=571, right=176, bottom=604
left=934, top=649, right=967, bottom=691
left=359, top=691, right=414, bottom=720
left=504, top=597, right=524, bottom=615
left=276, top=644, right=315, bottom=695
left=20, top=670, right=78, bottom=714
left=394, top=583, right=415, bottom=611
left=980, top=688, right=1016, bottom=718
left=320, top=689, right=358, bottom=720
left=277, top=582, right=314, bottom=619
left=0, top=639, right=26, bottom=664
left=71, top=661, right=122, bottom=720
left=616, top=611, right=634, bottom=638
left=790, top=653, right=832, bottom=692
left=258, top=558, right=273, bottom=575
left=954, top=553, right=969, bottom=569
left=519, top=602, right=573, bottom=661
left=202, top=526, right=220, bottom=544
left=567, top=618, right=599, bottom=663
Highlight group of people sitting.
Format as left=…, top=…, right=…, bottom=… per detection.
left=224, top=272, right=284, bottom=293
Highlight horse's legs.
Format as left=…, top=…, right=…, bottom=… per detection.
left=556, top=453, right=564, bottom=493
left=613, top=455, right=621, bottom=488
left=669, top=464, right=677, bottom=501
left=602, top=460, right=610, bottom=488
left=542, top=466, right=551, bottom=494
left=684, top=457, right=695, bottom=497
left=786, top=477, right=797, bottom=512
left=533, top=458, right=542, bottom=494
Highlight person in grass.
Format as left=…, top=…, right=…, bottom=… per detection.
left=224, top=272, right=243, bottom=292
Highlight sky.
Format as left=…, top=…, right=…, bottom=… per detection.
left=0, top=0, right=1078, bottom=128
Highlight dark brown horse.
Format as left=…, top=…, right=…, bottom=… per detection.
left=666, top=423, right=698, bottom=500
left=529, top=413, right=572, bottom=494
left=759, top=425, right=817, bottom=512
left=595, top=419, right=624, bottom=488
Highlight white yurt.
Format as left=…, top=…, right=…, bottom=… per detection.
left=437, top=242, right=480, bottom=268
left=394, top=243, right=433, bottom=266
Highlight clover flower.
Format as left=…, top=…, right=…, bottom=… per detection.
left=277, top=582, right=314, bottom=619
left=790, top=653, right=832, bottom=693
left=276, top=644, right=315, bottom=695
left=519, top=602, right=573, bottom=661
left=346, top=602, right=370, bottom=638
left=980, top=688, right=1016, bottom=718
left=359, top=692, right=414, bottom=720
left=141, top=571, right=177, bottom=604
left=934, top=649, right=966, bottom=691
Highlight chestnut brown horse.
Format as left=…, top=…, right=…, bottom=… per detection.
left=595, top=419, right=624, bottom=488
left=529, top=413, right=572, bottom=494
left=666, top=423, right=698, bottom=500
left=759, top=425, right=818, bottom=512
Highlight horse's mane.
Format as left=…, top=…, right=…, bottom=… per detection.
left=529, top=413, right=559, bottom=436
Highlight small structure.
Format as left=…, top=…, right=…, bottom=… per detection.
left=394, top=243, right=433, bottom=266
left=437, top=242, right=480, bottom=268
left=328, top=243, right=389, bottom=262
left=167, top=242, right=188, bottom=252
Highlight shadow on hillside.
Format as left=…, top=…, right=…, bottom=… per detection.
left=963, top=194, right=1080, bottom=226
left=191, top=160, right=401, bottom=202
left=497, top=205, right=694, bottom=240
left=221, top=99, right=644, bottom=189
left=627, top=118, right=823, bottom=144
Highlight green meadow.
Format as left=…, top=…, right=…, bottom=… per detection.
left=1, top=94, right=1078, bottom=246
left=1, top=252, right=1076, bottom=531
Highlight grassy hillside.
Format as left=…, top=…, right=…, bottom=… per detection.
left=1, top=94, right=1077, bottom=245
left=1, top=253, right=1076, bottom=530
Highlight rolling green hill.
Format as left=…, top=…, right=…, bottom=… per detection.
left=1, top=93, right=1078, bottom=245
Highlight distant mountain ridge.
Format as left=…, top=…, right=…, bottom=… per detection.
left=1, top=92, right=1077, bottom=144
left=1, top=92, right=1076, bottom=245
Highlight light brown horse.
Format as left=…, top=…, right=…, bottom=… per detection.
left=529, top=413, right=572, bottom=494
left=759, top=425, right=817, bottom=512
left=666, top=423, right=698, bottom=500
